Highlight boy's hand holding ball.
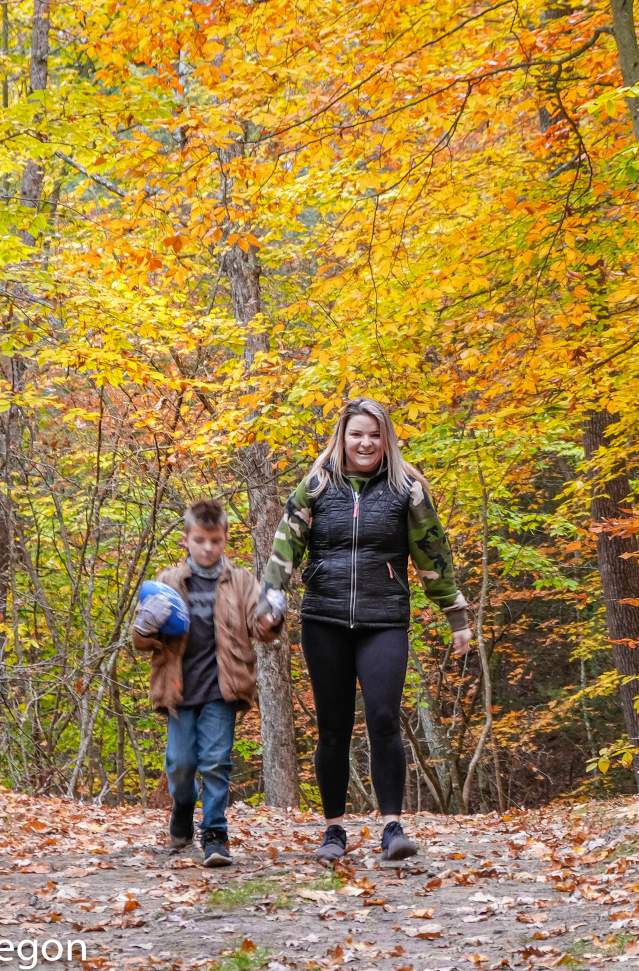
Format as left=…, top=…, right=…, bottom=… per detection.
left=134, top=594, right=173, bottom=635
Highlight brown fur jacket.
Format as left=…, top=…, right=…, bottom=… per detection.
left=131, top=559, right=277, bottom=714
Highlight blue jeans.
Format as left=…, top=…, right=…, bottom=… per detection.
left=165, top=701, right=237, bottom=836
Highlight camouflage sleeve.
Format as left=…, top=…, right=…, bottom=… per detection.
left=408, top=480, right=470, bottom=632
left=257, top=477, right=312, bottom=615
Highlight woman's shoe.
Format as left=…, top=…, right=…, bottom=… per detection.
left=315, top=824, right=347, bottom=864
left=381, top=820, right=417, bottom=860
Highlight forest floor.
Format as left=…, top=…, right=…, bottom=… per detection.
left=1, top=788, right=639, bottom=971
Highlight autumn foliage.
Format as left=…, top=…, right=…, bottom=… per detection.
left=1, top=0, right=638, bottom=808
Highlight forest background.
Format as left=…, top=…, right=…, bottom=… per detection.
left=1, top=0, right=639, bottom=818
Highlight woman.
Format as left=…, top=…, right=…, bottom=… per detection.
left=257, top=398, right=472, bottom=862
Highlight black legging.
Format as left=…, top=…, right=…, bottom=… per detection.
left=302, top=619, right=409, bottom=818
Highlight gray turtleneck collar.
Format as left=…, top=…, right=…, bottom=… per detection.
left=187, top=555, right=225, bottom=580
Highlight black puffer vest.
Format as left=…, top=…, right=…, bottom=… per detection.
left=301, top=469, right=411, bottom=628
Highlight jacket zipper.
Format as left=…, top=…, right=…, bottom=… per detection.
left=349, top=484, right=361, bottom=628
left=386, top=560, right=410, bottom=594
left=303, top=559, right=324, bottom=583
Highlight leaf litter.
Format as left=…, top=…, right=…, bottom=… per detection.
left=0, top=786, right=638, bottom=969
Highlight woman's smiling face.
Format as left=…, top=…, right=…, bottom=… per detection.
left=344, top=413, right=383, bottom=473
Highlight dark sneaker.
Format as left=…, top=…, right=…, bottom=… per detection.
left=381, top=820, right=418, bottom=861
left=315, top=824, right=347, bottom=864
left=201, top=828, right=232, bottom=867
left=169, top=802, right=195, bottom=849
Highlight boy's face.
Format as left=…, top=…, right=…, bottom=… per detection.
left=183, top=524, right=227, bottom=568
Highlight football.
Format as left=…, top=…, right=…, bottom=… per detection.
left=139, top=580, right=190, bottom=636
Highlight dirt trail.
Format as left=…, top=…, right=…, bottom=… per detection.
left=1, top=788, right=638, bottom=970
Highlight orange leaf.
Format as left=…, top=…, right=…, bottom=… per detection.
left=25, top=819, right=51, bottom=832
left=163, top=235, right=183, bottom=253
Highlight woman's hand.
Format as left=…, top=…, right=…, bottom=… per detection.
left=255, top=589, right=286, bottom=641
left=256, top=612, right=280, bottom=640
left=452, top=627, right=473, bottom=657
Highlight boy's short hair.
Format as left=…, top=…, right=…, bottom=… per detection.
left=184, top=499, right=228, bottom=532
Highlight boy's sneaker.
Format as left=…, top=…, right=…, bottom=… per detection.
left=169, top=802, right=195, bottom=849
left=381, top=820, right=418, bottom=861
left=201, top=828, right=232, bottom=867
left=315, top=824, right=347, bottom=864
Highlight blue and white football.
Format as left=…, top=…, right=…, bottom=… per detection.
left=139, top=580, right=190, bottom=636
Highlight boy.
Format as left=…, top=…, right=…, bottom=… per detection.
left=132, top=499, right=278, bottom=867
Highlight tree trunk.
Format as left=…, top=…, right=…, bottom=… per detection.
left=533, top=4, right=639, bottom=788
left=2, top=0, right=8, bottom=112
left=583, top=411, right=639, bottom=785
left=222, top=194, right=299, bottom=808
left=20, top=0, right=49, bottom=241
left=0, top=0, right=50, bottom=756
left=611, top=0, right=639, bottom=139
left=461, top=465, right=494, bottom=812
left=583, top=10, right=639, bottom=786
left=400, top=709, right=446, bottom=811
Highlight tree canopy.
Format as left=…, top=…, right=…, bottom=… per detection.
left=1, top=0, right=638, bottom=807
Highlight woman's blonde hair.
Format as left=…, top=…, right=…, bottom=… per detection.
left=307, top=398, right=429, bottom=497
